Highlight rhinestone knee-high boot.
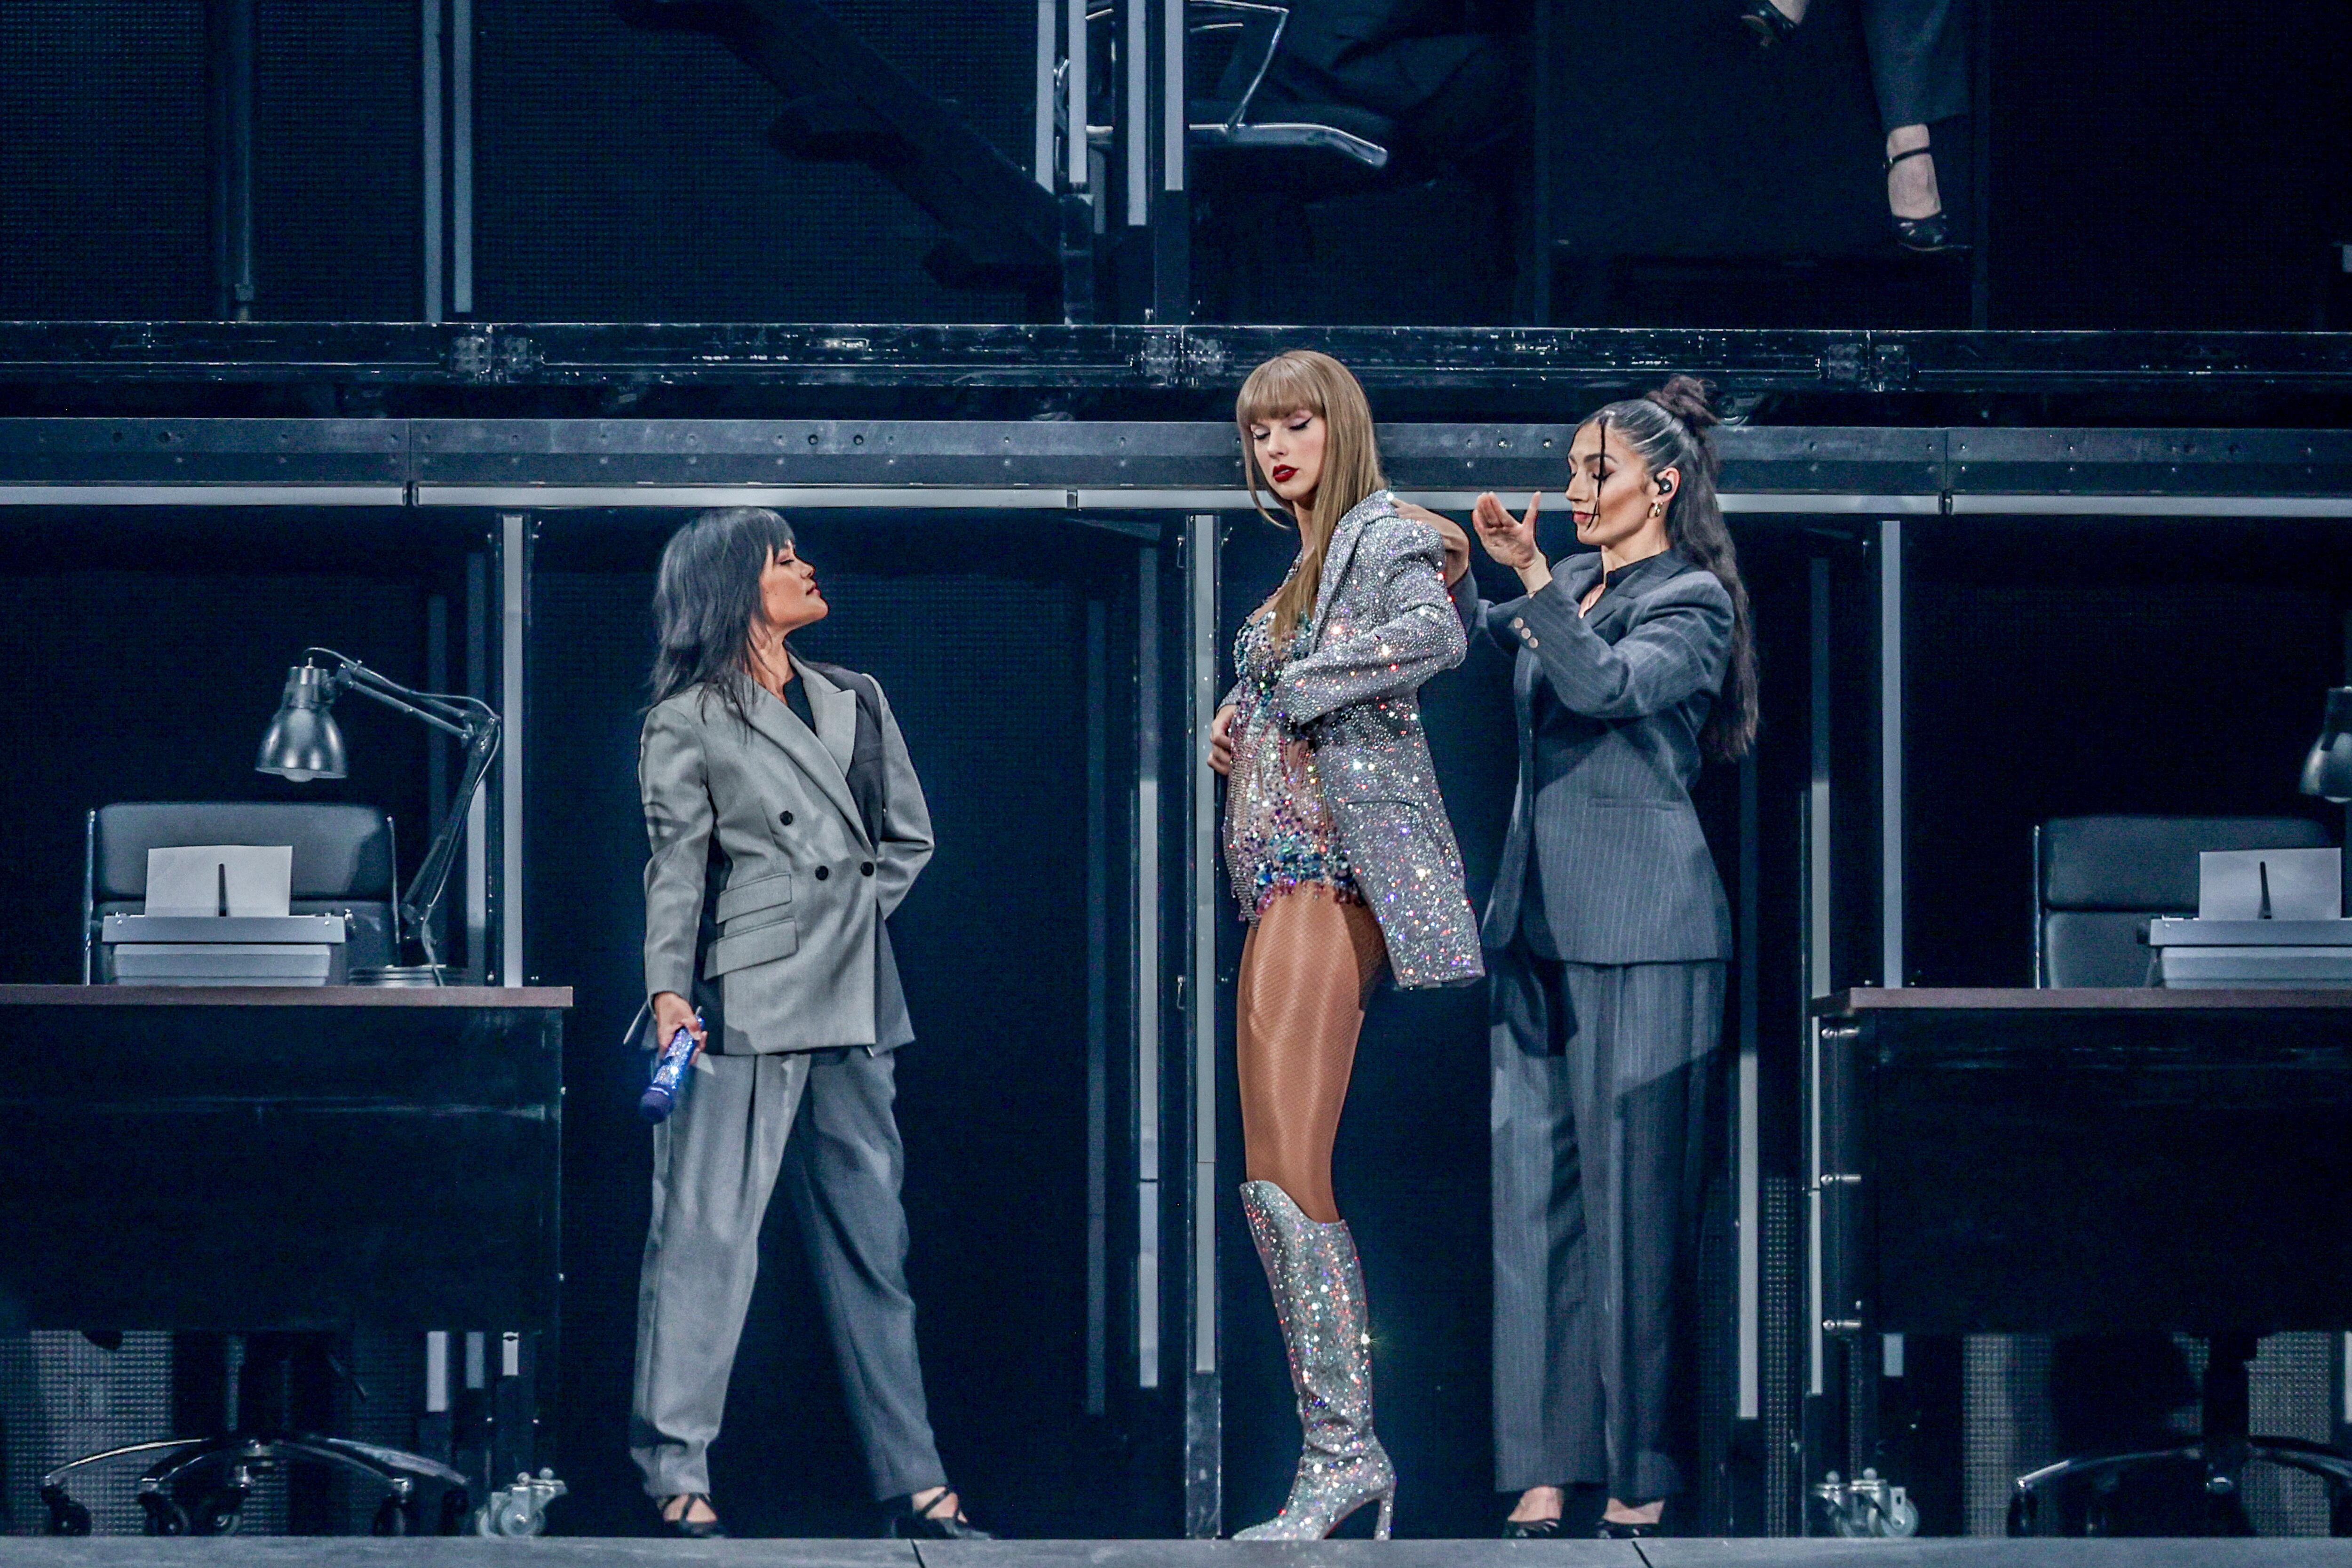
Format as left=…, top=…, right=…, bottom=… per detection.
left=1233, top=1180, right=1396, bottom=1540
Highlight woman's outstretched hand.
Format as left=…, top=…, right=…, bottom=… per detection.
left=1391, top=501, right=1472, bottom=587
left=1208, top=704, right=1238, bottom=776
left=1474, top=492, right=1552, bottom=593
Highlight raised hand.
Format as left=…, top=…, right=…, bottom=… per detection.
left=1473, top=492, right=1542, bottom=571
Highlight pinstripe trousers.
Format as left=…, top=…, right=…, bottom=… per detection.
left=1490, top=940, right=1722, bottom=1502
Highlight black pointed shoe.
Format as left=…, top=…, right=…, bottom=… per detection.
left=655, top=1495, right=725, bottom=1539
left=1887, top=145, right=1967, bottom=253
left=1502, top=1514, right=1566, bottom=1539
left=888, top=1490, right=994, bottom=1540
left=1740, top=0, right=1800, bottom=46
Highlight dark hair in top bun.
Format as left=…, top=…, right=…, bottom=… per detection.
left=1582, top=376, right=1757, bottom=762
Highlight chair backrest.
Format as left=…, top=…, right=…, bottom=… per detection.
left=2035, top=814, right=2333, bottom=987
left=86, top=802, right=399, bottom=981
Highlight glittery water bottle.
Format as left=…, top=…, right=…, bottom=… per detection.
left=639, top=1024, right=701, bottom=1123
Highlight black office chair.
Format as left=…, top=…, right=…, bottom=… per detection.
left=2013, top=814, right=2352, bottom=1536
left=84, top=802, right=400, bottom=983
left=1183, top=0, right=1392, bottom=168
left=45, top=802, right=467, bottom=1536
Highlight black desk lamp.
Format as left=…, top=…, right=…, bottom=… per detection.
left=2300, top=686, right=2352, bottom=804
left=256, top=647, right=501, bottom=977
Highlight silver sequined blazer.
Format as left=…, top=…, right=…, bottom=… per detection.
left=1230, top=490, right=1485, bottom=990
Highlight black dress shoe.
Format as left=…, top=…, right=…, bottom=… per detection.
left=1739, top=0, right=1799, bottom=46
left=1502, top=1515, right=1565, bottom=1539
left=888, top=1492, right=994, bottom=1540
left=1597, top=1519, right=1659, bottom=1539
left=656, top=1495, right=725, bottom=1539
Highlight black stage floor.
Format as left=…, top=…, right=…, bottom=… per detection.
left=0, top=1542, right=2348, bottom=1566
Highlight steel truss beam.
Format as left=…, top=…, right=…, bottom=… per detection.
left=5, top=421, right=2352, bottom=505
left=6, top=325, right=2352, bottom=394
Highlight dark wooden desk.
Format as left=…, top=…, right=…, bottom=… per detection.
left=0, top=986, right=569, bottom=1332
left=1811, top=987, right=2352, bottom=1338
left=1804, top=989, right=2352, bottom=1532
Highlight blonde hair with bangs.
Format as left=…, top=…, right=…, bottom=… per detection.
left=1237, top=350, right=1387, bottom=649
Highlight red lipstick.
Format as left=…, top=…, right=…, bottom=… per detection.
left=1271, top=464, right=1298, bottom=483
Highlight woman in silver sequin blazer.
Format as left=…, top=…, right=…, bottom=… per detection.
left=1206, top=350, right=1482, bottom=1541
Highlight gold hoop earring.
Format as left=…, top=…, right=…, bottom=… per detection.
left=1649, top=501, right=1663, bottom=518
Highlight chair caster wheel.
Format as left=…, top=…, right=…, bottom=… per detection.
left=141, top=1495, right=192, bottom=1536
left=40, top=1488, right=91, bottom=1536
left=191, top=1492, right=245, bottom=1536
left=372, top=1497, right=414, bottom=1536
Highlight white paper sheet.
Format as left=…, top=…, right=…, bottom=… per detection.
left=143, top=844, right=294, bottom=918
left=2199, top=846, right=2342, bottom=922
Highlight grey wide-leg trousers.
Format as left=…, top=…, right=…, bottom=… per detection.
left=628, top=1046, right=947, bottom=1502
left=1491, top=945, right=1722, bottom=1504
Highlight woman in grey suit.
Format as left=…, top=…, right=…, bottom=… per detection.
left=1443, top=377, right=1756, bottom=1538
left=628, top=508, right=985, bottom=1541
left=1208, top=350, right=1483, bottom=1540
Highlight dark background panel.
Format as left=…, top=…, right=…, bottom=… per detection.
left=0, top=509, right=474, bottom=985
left=0, top=0, right=210, bottom=320
left=254, top=0, right=424, bottom=321
left=1904, top=518, right=2352, bottom=988
left=1986, top=0, right=2352, bottom=330
left=472, top=4, right=1031, bottom=324
left=526, top=512, right=1154, bottom=1537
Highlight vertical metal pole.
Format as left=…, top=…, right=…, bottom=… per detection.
left=1066, top=0, right=1089, bottom=189
left=1035, top=0, right=1057, bottom=188
left=207, top=0, right=257, bottom=320
left=451, top=0, right=473, bottom=315
left=466, top=552, right=490, bottom=976
left=1879, top=521, right=1904, bottom=987
left=427, top=592, right=452, bottom=958
left=1161, top=0, right=1184, bottom=191
left=1736, top=750, right=1761, bottom=1422
left=499, top=512, right=528, bottom=987
left=1149, top=0, right=1189, bottom=322
left=1805, top=558, right=1832, bottom=1402
left=1086, top=599, right=1111, bottom=1416
left=1524, top=0, right=1553, bottom=323
left=1968, top=0, right=1992, bottom=329
left=1124, top=0, right=1148, bottom=226
left=422, top=0, right=445, bottom=323
left=1184, top=512, right=1221, bottom=1538
left=1135, top=549, right=1162, bottom=1391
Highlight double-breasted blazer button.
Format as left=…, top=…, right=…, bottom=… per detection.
left=778, top=810, right=794, bottom=826
left=860, top=861, right=875, bottom=876
left=814, top=865, right=830, bottom=881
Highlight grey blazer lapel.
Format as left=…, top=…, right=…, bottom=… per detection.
left=1306, top=491, right=1390, bottom=643
left=798, top=663, right=859, bottom=777
left=741, top=683, right=868, bottom=841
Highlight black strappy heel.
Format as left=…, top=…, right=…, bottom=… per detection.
left=1886, top=145, right=1963, bottom=253
left=655, top=1494, right=725, bottom=1539
left=1739, top=0, right=1800, bottom=46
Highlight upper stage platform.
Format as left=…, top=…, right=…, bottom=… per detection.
left=0, top=1539, right=2343, bottom=1566
left=5, top=326, right=2352, bottom=426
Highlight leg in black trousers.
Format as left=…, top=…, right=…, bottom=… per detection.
left=1493, top=943, right=1721, bottom=1511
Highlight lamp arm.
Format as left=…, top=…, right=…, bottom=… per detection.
left=397, top=716, right=502, bottom=967
left=313, top=652, right=489, bottom=743
left=301, top=649, right=502, bottom=969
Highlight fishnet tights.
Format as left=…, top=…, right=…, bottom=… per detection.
left=1236, top=885, right=1389, bottom=1224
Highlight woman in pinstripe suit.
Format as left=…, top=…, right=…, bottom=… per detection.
left=1432, top=376, right=1756, bottom=1538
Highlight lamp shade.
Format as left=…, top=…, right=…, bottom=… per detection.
left=2299, top=686, right=2352, bottom=804
left=255, top=664, right=348, bottom=781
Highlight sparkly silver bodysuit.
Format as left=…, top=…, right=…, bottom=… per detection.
left=1224, top=608, right=1361, bottom=919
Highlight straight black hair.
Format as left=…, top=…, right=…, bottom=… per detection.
left=648, top=506, right=797, bottom=719
left=1585, top=376, right=1758, bottom=762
